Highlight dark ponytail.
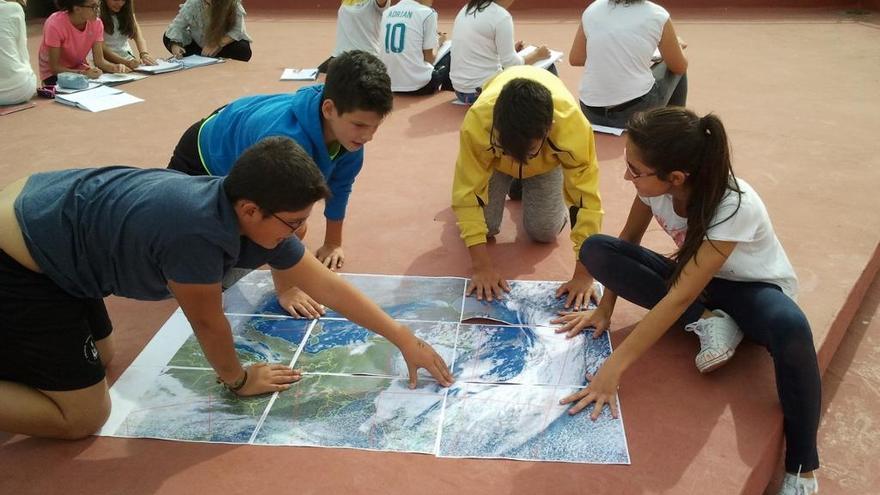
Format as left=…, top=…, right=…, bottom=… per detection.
left=466, top=0, right=495, bottom=15
left=626, top=107, right=742, bottom=285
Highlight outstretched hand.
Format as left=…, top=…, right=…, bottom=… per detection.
left=467, top=267, right=510, bottom=302
left=555, top=276, right=598, bottom=311
left=234, top=363, right=302, bottom=396
left=551, top=305, right=611, bottom=339
left=399, top=333, right=454, bottom=389
left=316, top=244, right=345, bottom=271
left=278, top=286, right=326, bottom=319
left=559, top=363, right=620, bottom=420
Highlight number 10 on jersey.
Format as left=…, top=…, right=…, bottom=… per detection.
left=384, top=23, right=406, bottom=54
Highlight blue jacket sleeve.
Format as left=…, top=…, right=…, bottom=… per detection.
left=323, top=151, right=364, bottom=221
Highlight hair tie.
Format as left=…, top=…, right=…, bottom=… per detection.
left=699, top=117, right=712, bottom=136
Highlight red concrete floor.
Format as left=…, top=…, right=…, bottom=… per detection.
left=1, top=7, right=879, bottom=495
left=768, top=273, right=880, bottom=494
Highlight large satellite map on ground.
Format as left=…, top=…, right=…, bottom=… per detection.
left=99, top=272, right=630, bottom=464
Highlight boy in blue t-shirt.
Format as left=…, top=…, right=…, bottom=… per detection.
left=168, top=50, right=393, bottom=319
left=0, top=137, right=452, bottom=440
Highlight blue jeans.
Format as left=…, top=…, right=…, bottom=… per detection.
left=455, top=88, right=481, bottom=105
left=581, top=234, right=821, bottom=473
left=580, top=62, right=688, bottom=129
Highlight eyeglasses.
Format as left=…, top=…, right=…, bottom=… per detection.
left=79, top=3, right=100, bottom=12
left=623, top=149, right=657, bottom=180
left=272, top=213, right=306, bottom=233
left=489, top=131, right=547, bottom=162
left=625, top=161, right=657, bottom=180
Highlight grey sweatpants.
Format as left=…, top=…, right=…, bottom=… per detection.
left=484, top=167, right=567, bottom=243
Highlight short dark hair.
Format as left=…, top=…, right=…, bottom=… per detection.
left=323, top=50, right=393, bottom=117
left=492, top=78, right=554, bottom=164
left=223, top=137, right=331, bottom=214
left=56, top=0, right=89, bottom=12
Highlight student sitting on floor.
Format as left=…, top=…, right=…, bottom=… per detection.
left=37, top=0, right=129, bottom=86
left=99, top=0, right=157, bottom=69
left=379, top=0, right=451, bottom=95
left=569, top=0, right=687, bottom=129
left=554, top=108, right=820, bottom=495
left=163, top=0, right=252, bottom=62
left=319, top=0, right=390, bottom=73
left=0, top=0, right=37, bottom=105
left=451, top=65, right=603, bottom=311
left=168, top=50, right=392, bottom=319
left=0, top=136, right=454, bottom=441
left=449, top=0, right=551, bottom=105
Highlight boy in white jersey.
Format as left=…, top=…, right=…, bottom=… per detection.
left=379, top=0, right=451, bottom=95
left=319, top=0, right=391, bottom=73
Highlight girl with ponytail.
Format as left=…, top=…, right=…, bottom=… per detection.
left=555, top=107, right=821, bottom=494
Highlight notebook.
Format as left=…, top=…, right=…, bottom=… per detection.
left=55, top=85, right=143, bottom=112
left=135, top=59, right=184, bottom=74
left=179, top=55, right=224, bottom=69
left=55, top=81, right=102, bottom=94
left=97, top=72, right=148, bottom=85
left=435, top=40, right=452, bottom=64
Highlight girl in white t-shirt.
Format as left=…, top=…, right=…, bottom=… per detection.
left=379, top=0, right=451, bottom=95
left=569, top=0, right=688, bottom=129
left=449, top=0, right=551, bottom=104
left=99, top=0, right=156, bottom=69
left=555, top=108, right=821, bottom=495
left=0, top=0, right=37, bottom=105
left=319, top=0, right=390, bottom=73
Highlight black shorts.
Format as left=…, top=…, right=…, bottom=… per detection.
left=0, top=250, right=112, bottom=391
left=167, top=105, right=227, bottom=176
left=167, top=119, right=208, bottom=175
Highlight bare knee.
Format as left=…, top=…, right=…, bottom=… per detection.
left=54, top=397, right=111, bottom=440
left=42, top=382, right=112, bottom=440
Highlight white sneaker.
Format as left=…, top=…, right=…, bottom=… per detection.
left=684, top=310, right=744, bottom=373
left=777, top=472, right=819, bottom=495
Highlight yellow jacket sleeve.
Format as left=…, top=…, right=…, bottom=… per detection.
left=551, top=100, right=603, bottom=255
left=451, top=113, right=495, bottom=248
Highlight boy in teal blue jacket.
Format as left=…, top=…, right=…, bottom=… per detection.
left=169, top=50, right=393, bottom=318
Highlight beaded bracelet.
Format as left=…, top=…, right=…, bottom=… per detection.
left=218, top=369, right=248, bottom=393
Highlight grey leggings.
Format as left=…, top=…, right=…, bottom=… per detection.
left=484, top=168, right=566, bottom=242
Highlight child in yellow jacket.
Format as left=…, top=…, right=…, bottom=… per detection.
left=451, top=65, right=603, bottom=309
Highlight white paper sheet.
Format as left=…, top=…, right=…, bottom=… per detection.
left=280, top=68, right=319, bottom=81
left=518, top=45, right=564, bottom=70
left=592, top=124, right=626, bottom=136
